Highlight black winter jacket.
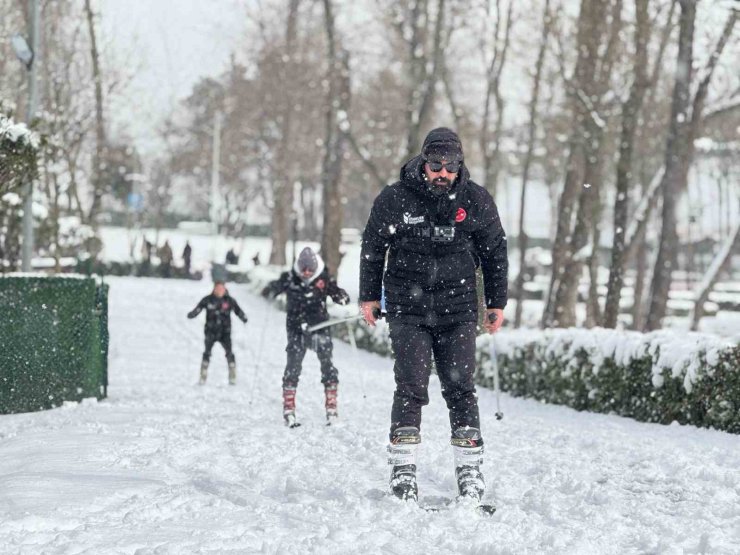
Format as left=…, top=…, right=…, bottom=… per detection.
left=360, top=155, right=508, bottom=326
left=188, top=294, right=247, bottom=333
left=263, top=266, right=350, bottom=332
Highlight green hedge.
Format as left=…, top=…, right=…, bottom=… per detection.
left=475, top=329, right=740, bottom=434
left=0, top=275, right=108, bottom=414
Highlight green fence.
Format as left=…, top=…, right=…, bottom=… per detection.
left=0, top=275, right=108, bottom=414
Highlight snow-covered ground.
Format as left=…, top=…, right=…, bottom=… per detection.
left=2, top=276, right=739, bottom=554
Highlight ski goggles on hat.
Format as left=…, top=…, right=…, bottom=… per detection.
left=425, top=159, right=461, bottom=173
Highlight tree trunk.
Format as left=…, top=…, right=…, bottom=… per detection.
left=644, top=0, right=694, bottom=329
left=320, top=0, right=351, bottom=276
left=403, top=0, right=429, bottom=159
left=542, top=0, right=608, bottom=328
left=585, top=221, right=602, bottom=328
left=552, top=150, right=604, bottom=328
left=630, top=223, right=650, bottom=330
left=269, top=0, right=300, bottom=266
left=514, top=0, right=551, bottom=328
left=479, top=0, right=513, bottom=199
left=84, top=0, right=107, bottom=227
left=603, top=0, right=650, bottom=328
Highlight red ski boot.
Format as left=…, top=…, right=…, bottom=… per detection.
left=283, top=386, right=300, bottom=428
left=325, top=383, right=338, bottom=425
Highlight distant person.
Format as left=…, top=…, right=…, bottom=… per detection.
left=252, top=252, right=261, bottom=267
left=140, top=237, right=153, bottom=276
left=225, top=248, right=239, bottom=265
left=141, top=237, right=153, bottom=263
left=182, top=241, right=192, bottom=275
left=159, top=240, right=174, bottom=278
left=261, top=247, right=350, bottom=427
left=187, top=281, right=248, bottom=385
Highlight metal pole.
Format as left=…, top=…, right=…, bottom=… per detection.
left=490, top=338, right=503, bottom=420
left=345, top=321, right=366, bottom=400
left=21, top=0, right=39, bottom=272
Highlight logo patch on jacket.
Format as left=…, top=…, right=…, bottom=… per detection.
left=455, top=208, right=467, bottom=223
left=403, top=212, right=425, bottom=225
left=315, top=279, right=326, bottom=290
left=221, top=302, right=230, bottom=310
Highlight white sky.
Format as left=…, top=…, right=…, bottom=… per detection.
left=100, top=0, right=247, bottom=155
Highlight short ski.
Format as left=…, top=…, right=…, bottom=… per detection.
left=419, top=498, right=496, bottom=516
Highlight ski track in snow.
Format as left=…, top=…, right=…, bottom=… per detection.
left=1, top=277, right=739, bottom=554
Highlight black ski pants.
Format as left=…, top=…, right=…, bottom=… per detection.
left=203, top=328, right=235, bottom=363
left=282, top=329, right=338, bottom=387
left=388, top=321, right=480, bottom=438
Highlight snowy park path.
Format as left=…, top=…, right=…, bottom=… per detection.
left=1, top=276, right=739, bottom=554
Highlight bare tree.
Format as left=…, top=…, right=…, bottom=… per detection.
left=268, top=0, right=301, bottom=266
left=319, top=0, right=351, bottom=274
left=541, top=0, right=611, bottom=328
left=83, top=0, right=107, bottom=227
left=646, top=4, right=736, bottom=330
left=479, top=0, right=514, bottom=199
left=513, top=0, right=552, bottom=328
left=383, top=0, right=452, bottom=159
left=602, top=0, right=651, bottom=328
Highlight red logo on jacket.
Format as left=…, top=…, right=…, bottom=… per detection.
left=455, top=208, right=467, bottom=223
left=315, top=279, right=326, bottom=290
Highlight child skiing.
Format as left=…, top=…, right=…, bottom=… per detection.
left=261, top=247, right=350, bottom=427
left=187, top=281, right=248, bottom=385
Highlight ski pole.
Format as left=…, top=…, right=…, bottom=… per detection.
left=250, top=296, right=272, bottom=405
left=304, top=313, right=364, bottom=333
left=487, top=312, right=503, bottom=420
left=345, top=320, right=367, bottom=400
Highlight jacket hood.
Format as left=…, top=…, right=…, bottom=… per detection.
left=292, top=252, right=325, bottom=284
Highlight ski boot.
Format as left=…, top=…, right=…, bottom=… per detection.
left=325, top=383, right=338, bottom=425
left=283, top=386, right=300, bottom=428
left=388, top=426, right=420, bottom=502
left=452, top=427, right=485, bottom=502
left=228, top=361, right=237, bottom=386
left=199, top=360, right=209, bottom=385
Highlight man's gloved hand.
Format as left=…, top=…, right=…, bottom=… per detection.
left=187, top=311, right=196, bottom=319
left=260, top=287, right=271, bottom=299
left=241, top=315, right=248, bottom=324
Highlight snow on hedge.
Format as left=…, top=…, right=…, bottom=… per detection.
left=477, top=329, right=740, bottom=434
left=246, top=266, right=740, bottom=433
left=484, top=327, right=735, bottom=393
left=0, top=114, right=39, bottom=149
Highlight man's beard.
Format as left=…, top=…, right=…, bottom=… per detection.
left=430, top=177, right=452, bottom=195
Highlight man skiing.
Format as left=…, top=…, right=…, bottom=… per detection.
left=359, top=127, right=507, bottom=506
left=187, top=281, right=248, bottom=385
left=261, top=247, right=350, bottom=427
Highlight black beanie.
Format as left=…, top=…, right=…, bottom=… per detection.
left=422, top=127, right=464, bottom=162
